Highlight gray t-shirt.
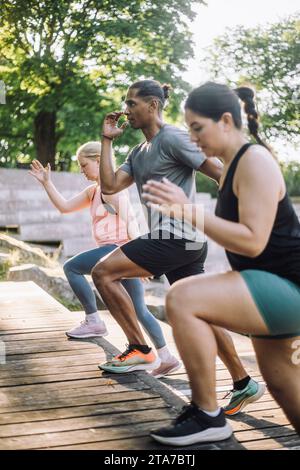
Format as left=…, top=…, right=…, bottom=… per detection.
left=120, top=124, right=206, bottom=241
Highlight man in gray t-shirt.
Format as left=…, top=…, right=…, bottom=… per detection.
left=91, top=80, right=251, bottom=387
left=120, top=123, right=205, bottom=240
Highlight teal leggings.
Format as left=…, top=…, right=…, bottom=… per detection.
left=63, top=244, right=166, bottom=349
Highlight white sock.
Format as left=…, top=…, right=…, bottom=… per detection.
left=201, top=407, right=221, bottom=418
left=157, top=345, right=173, bottom=362
left=86, top=312, right=102, bottom=324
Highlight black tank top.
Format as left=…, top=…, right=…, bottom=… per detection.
left=215, top=143, right=300, bottom=286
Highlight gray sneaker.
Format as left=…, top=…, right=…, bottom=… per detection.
left=150, top=356, right=182, bottom=379
left=66, top=320, right=108, bottom=339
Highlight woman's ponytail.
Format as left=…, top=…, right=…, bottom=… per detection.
left=235, top=86, right=270, bottom=151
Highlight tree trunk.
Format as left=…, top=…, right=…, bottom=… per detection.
left=34, top=111, right=56, bottom=168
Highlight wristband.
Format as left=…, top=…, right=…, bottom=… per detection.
left=101, top=134, right=113, bottom=141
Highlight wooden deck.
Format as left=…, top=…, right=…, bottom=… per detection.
left=0, top=281, right=299, bottom=450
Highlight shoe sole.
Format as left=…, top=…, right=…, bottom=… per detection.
left=99, top=358, right=161, bottom=373
left=224, top=383, right=266, bottom=416
left=151, top=362, right=182, bottom=379
left=66, top=331, right=108, bottom=339
left=150, top=422, right=233, bottom=446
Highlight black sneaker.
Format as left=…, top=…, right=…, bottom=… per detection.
left=150, top=402, right=233, bottom=446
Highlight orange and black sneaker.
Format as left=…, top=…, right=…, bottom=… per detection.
left=99, top=344, right=161, bottom=373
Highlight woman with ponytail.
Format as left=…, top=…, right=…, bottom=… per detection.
left=143, top=82, right=300, bottom=445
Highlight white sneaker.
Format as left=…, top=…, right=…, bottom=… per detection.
left=66, top=320, right=108, bottom=338
left=150, top=356, right=182, bottom=379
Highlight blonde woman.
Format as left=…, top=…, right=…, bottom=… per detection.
left=29, top=141, right=181, bottom=377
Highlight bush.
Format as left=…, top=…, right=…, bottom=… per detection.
left=195, top=160, right=300, bottom=198
left=0, top=258, right=12, bottom=281
left=196, top=172, right=218, bottom=198
left=281, top=161, right=300, bottom=198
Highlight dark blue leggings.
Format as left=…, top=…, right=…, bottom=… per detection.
left=63, top=244, right=166, bottom=349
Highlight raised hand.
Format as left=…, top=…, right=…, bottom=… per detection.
left=29, top=160, right=51, bottom=185
left=102, top=111, right=128, bottom=140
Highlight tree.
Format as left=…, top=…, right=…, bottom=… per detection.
left=0, top=0, right=205, bottom=168
left=206, top=14, right=300, bottom=145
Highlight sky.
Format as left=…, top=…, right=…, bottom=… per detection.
left=185, top=0, right=300, bottom=86
left=183, top=0, right=299, bottom=159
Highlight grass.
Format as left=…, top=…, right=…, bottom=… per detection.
left=52, top=294, right=83, bottom=311
left=0, top=259, right=11, bottom=281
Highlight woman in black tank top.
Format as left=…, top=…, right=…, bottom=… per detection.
left=143, top=82, right=300, bottom=444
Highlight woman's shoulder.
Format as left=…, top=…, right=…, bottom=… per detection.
left=86, top=184, right=98, bottom=201
left=236, top=144, right=283, bottom=189
left=239, top=144, right=279, bottom=172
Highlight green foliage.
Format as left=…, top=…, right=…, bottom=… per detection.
left=52, top=293, right=83, bottom=311
left=0, top=0, right=205, bottom=168
left=281, top=161, right=300, bottom=197
left=207, top=14, right=300, bottom=144
left=0, top=259, right=11, bottom=280
left=198, top=160, right=300, bottom=198
left=196, top=172, right=218, bottom=197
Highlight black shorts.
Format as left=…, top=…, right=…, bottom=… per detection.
left=120, top=231, right=208, bottom=285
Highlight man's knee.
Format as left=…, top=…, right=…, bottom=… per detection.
left=91, top=261, right=109, bottom=285
left=166, top=285, right=186, bottom=323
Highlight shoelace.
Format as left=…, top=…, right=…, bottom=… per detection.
left=175, top=403, right=198, bottom=425
left=117, top=344, right=137, bottom=361
left=222, top=390, right=234, bottom=400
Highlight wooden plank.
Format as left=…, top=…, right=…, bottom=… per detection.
left=0, top=390, right=160, bottom=414
left=0, top=419, right=172, bottom=450
left=5, top=348, right=109, bottom=360
left=1, top=352, right=104, bottom=367
left=0, top=397, right=169, bottom=425
left=235, top=425, right=296, bottom=442
left=4, top=341, right=99, bottom=355
left=0, top=369, right=110, bottom=386
left=0, top=331, right=86, bottom=341
left=45, top=436, right=178, bottom=450
left=0, top=375, right=141, bottom=394
left=0, top=408, right=175, bottom=439
left=245, top=435, right=300, bottom=450
left=0, top=381, right=150, bottom=409
left=0, top=363, right=105, bottom=380
left=46, top=436, right=242, bottom=451
left=228, top=413, right=290, bottom=434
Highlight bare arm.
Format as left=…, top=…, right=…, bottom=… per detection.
left=101, top=137, right=134, bottom=194
left=198, top=157, right=223, bottom=184
left=29, top=160, right=92, bottom=213
left=100, top=112, right=134, bottom=194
